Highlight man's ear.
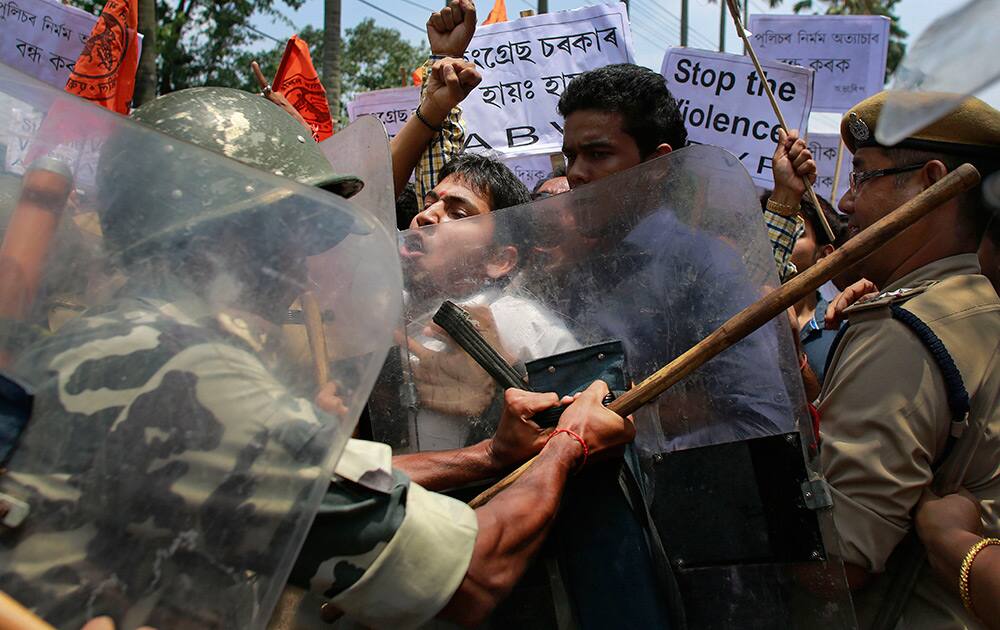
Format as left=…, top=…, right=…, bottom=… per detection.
left=817, top=243, right=835, bottom=260
left=923, top=159, right=949, bottom=186
left=486, top=245, right=518, bottom=279
left=650, top=143, right=673, bottom=159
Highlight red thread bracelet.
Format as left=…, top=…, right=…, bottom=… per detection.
left=547, top=428, right=588, bottom=470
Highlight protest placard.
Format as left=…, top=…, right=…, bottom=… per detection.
left=0, top=0, right=120, bottom=90
left=502, top=152, right=559, bottom=191
left=807, top=132, right=850, bottom=206
left=5, top=106, right=101, bottom=187
left=660, top=48, right=814, bottom=188
left=461, top=3, right=635, bottom=158
left=346, top=86, right=420, bottom=138
left=748, top=14, right=889, bottom=112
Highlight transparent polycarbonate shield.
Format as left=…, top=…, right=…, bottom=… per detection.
left=319, top=116, right=396, bottom=231
left=376, top=145, right=802, bottom=455
left=0, top=63, right=401, bottom=629
left=877, top=0, right=1000, bottom=146
left=370, top=144, right=856, bottom=627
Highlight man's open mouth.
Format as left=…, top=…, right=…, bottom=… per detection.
left=400, top=232, right=425, bottom=257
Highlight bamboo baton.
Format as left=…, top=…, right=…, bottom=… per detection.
left=469, top=163, right=981, bottom=508
left=0, top=591, right=54, bottom=630
left=301, top=291, right=330, bottom=388
left=724, top=0, right=837, bottom=244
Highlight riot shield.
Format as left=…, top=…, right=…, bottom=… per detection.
left=0, top=63, right=402, bottom=629
left=318, top=116, right=396, bottom=232
left=877, top=0, right=1000, bottom=146
left=371, top=145, right=856, bottom=628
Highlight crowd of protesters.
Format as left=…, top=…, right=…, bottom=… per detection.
left=0, top=0, right=998, bottom=629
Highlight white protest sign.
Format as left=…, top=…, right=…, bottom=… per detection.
left=462, top=3, right=635, bottom=158
left=748, top=14, right=889, bottom=112
left=346, top=86, right=420, bottom=138
left=502, top=152, right=558, bottom=191
left=807, top=132, right=850, bottom=205
left=0, top=0, right=97, bottom=89
left=5, top=107, right=101, bottom=187
left=661, top=48, right=814, bottom=188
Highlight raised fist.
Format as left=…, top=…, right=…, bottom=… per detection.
left=421, top=57, right=483, bottom=122
left=427, top=0, right=478, bottom=57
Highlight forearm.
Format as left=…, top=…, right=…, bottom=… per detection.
left=438, top=436, right=580, bottom=627
left=391, top=105, right=444, bottom=197
left=392, top=439, right=507, bottom=492
left=762, top=207, right=803, bottom=282
left=925, top=528, right=1000, bottom=627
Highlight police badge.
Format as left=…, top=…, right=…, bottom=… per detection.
left=849, top=111, right=871, bottom=143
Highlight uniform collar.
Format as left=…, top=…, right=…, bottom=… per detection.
left=884, top=254, right=982, bottom=293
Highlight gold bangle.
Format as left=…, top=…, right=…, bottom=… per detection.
left=766, top=197, right=801, bottom=217
left=959, top=537, right=1000, bottom=617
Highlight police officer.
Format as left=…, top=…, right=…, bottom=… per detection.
left=0, top=86, right=635, bottom=629
left=819, top=91, right=1000, bottom=628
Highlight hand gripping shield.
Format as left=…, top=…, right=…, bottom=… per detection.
left=0, top=63, right=402, bottom=629
left=371, top=145, right=857, bottom=628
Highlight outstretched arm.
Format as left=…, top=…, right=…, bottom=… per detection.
left=392, top=390, right=560, bottom=491
left=440, top=381, right=635, bottom=626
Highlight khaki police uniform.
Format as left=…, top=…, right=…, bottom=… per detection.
left=817, top=89, right=1000, bottom=629
left=819, top=255, right=1000, bottom=628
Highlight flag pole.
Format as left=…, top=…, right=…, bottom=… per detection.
left=831, top=139, right=846, bottom=209
left=725, top=0, right=837, bottom=242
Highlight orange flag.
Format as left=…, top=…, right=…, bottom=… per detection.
left=65, top=0, right=140, bottom=114
left=272, top=35, right=335, bottom=142
left=482, top=0, right=508, bottom=25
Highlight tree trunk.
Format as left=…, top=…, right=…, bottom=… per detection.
left=322, top=0, right=342, bottom=122
left=135, top=0, right=157, bottom=106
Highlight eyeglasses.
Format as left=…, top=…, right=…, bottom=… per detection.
left=849, top=163, right=925, bottom=194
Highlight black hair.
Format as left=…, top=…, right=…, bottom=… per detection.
left=800, top=194, right=848, bottom=248
left=395, top=181, right=419, bottom=230
left=437, top=153, right=531, bottom=213
left=558, top=63, right=688, bottom=158
left=437, top=153, right=531, bottom=249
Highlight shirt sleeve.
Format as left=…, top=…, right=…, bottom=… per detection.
left=763, top=209, right=804, bottom=282
left=415, top=56, right=467, bottom=202
left=290, top=440, right=478, bottom=629
left=818, top=316, right=951, bottom=572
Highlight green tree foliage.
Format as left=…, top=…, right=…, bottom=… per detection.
left=240, top=18, right=429, bottom=119
left=70, top=0, right=305, bottom=94
left=339, top=18, right=429, bottom=97
left=766, top=0, right=907, bottom=80
left=231, top=25, right=324, bottom=93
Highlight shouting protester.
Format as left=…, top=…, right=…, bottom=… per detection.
left=401, top=153, right=579, bottom=448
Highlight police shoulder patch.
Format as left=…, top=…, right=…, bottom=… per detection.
left=843, top=281, right=937, bottom=317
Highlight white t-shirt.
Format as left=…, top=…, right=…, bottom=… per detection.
left=409, top=290, right=579, bottom=451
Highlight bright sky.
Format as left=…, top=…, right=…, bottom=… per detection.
left=254, top=0, right=998, bottom=108
left=256, top=0, right=970, bottom=69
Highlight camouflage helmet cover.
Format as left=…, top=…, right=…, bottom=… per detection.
left=98, top=88, right=367, bottom=262
left=131, top=87, right=363, bottom=197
